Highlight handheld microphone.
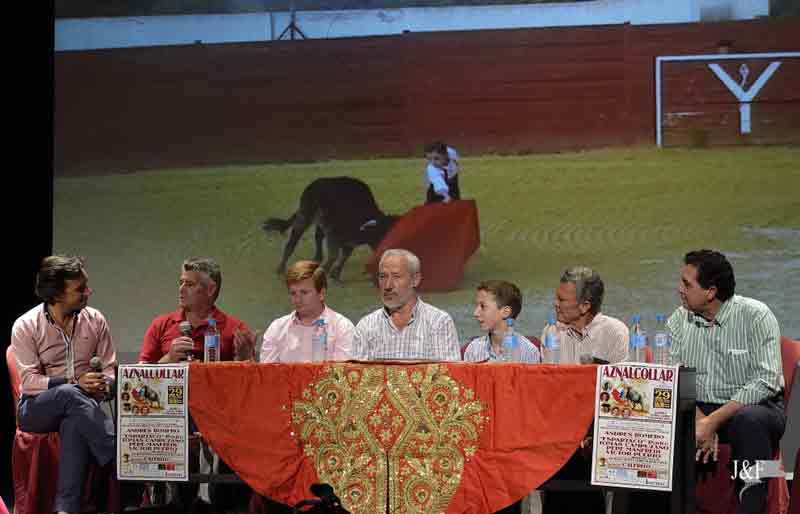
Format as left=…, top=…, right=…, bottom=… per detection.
left=179, top=321, right=195, bottom=361
left=89, top=356, right=102, bottom=372
left=89, top=356, right=109, bottom=399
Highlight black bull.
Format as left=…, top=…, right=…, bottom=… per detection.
left=262, top=177, right=399, bottom=281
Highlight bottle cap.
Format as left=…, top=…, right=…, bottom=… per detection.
left=656, top=314, right=665, bottom=322
left=548, top=313, right=556, bottom=325
left=208, top=319, right=217, bottom=327
left=632, top=314, right=641, bottom=323
left=506, top=318, right=514, bottom=327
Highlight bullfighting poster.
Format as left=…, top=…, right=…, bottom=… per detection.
left=117, top=364, right=189, bottom=481
left=591, top=363, right=680, bottom=491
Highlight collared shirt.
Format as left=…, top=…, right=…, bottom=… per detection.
left=425, top=146, right=460, bottom=198
left=11, top=304, right=118, bottom=396
left=138, top=306, right=249, bottom=363
left=260, top=305, right=355, bottom=363
left=543, top=313, right=629, bottom=364
left=353, top=298, right=461, bottom=361
left=667, top=295, right=783, bottom=405
left=463, top=333, right=541, bottom=363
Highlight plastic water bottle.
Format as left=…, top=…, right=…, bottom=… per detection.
left=652, top=314, right=671, bottom=365
left=542, top=314, right=561, bottom=364
left=311, top=319, right=328, bottom=362
left=204, top=319, right=219, bottom=362
left=630, top=314, right=648, bottom=363
left=502, top=318, right=520, bottom=362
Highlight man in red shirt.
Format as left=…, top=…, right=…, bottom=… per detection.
left=137, top=257, right=256, bottom=511
left=139, top=257, right=255, bottom=363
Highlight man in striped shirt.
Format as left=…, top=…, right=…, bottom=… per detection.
left=353, top=249, right=461, bottom=361
left=668, top=249, right=785, bottom=514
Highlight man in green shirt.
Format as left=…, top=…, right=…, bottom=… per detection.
left=668, top=249, right=785, bottom=514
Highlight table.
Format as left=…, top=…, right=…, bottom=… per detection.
left=186, top=362, right=695, bottom=514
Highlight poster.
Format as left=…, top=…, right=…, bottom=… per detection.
left=591, top=363, right=679, bottom=491
left=117, top=364, right=189, bottom=481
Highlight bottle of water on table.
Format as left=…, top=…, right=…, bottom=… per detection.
left=652, top=314, right=671, bottom=365
left=629, top=314, right=648, bottom=363
left=311, top=319, right=328, bottom=362
left=502, top=318, right=520, bottom=362
left=204, top=319, right=219, bottom=363
left=542, top=313, right=561, bottom=364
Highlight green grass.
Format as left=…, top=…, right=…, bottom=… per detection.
left=54, top=146, right=800, bottom=356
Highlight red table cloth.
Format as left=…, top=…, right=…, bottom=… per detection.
left=189, top=362, right=597, bottom=514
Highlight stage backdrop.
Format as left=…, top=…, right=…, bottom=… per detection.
left=54, top=18, right=800, bottom=176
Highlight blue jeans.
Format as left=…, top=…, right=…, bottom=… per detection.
left=697, top=394, right=786, bottom=514
left=18, top=384, right=115, bottom=514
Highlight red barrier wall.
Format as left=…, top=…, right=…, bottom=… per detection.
left=53, top=18, right=800, bottom=175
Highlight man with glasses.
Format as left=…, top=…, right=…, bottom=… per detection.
left=541, top=265, right=628, bottom=514
left=548, top=265, right=629, bottom=365
left=11, top=255, right=117, bottom=514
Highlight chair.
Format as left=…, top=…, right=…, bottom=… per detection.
left=694, top=336, right=799, bottom=514
left=6, top=346, right=117, bottom=514
left=789, top=448, right=799, bottom=514
left=781, top=337, right=800, bottom=404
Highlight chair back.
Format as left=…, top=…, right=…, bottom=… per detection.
left=6, top=346, right=22, bottom=410
left=780, top=336, right=800, bottom=403
left=790, top=448, right=800, bottom=514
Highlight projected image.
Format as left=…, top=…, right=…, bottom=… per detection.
left=53, top=25, right=800, bottom=361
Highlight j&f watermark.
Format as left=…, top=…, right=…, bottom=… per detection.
left=730, top=459, right=783, bottom=482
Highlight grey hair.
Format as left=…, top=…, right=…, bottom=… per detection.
left=560, top=265, right=604, bottom=314
left=379, top=249, right=421, bottom=276
left=182, top=257, right=222, bottom=302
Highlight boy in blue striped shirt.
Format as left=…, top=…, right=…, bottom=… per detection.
left=463, top=280, right=541, bottom=363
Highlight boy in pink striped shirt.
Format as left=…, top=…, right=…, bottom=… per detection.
left=260, top=260, right=354, bottom=362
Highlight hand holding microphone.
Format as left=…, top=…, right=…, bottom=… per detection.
left=167, top=320, right=197, bottom=362
left=78, top=356, right=108, bottom=398
left=89, top=356, right=103, bottom=372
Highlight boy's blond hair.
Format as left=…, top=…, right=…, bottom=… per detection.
left=286, top=260, right=327, bottom=292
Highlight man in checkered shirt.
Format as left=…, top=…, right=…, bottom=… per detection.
left=353, top=249, right=461, bottom=361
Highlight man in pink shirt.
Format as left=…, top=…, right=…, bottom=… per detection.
left=10, top=255, right=117, bottom=514
left=260, top=260, right=354, bottom=362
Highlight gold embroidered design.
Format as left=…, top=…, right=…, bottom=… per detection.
left=291, top=364, right=485, bottom=514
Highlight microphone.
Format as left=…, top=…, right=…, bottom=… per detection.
left=89, top=356, right=109, bottom=399
left=179, top=321, right=195, bottom=361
